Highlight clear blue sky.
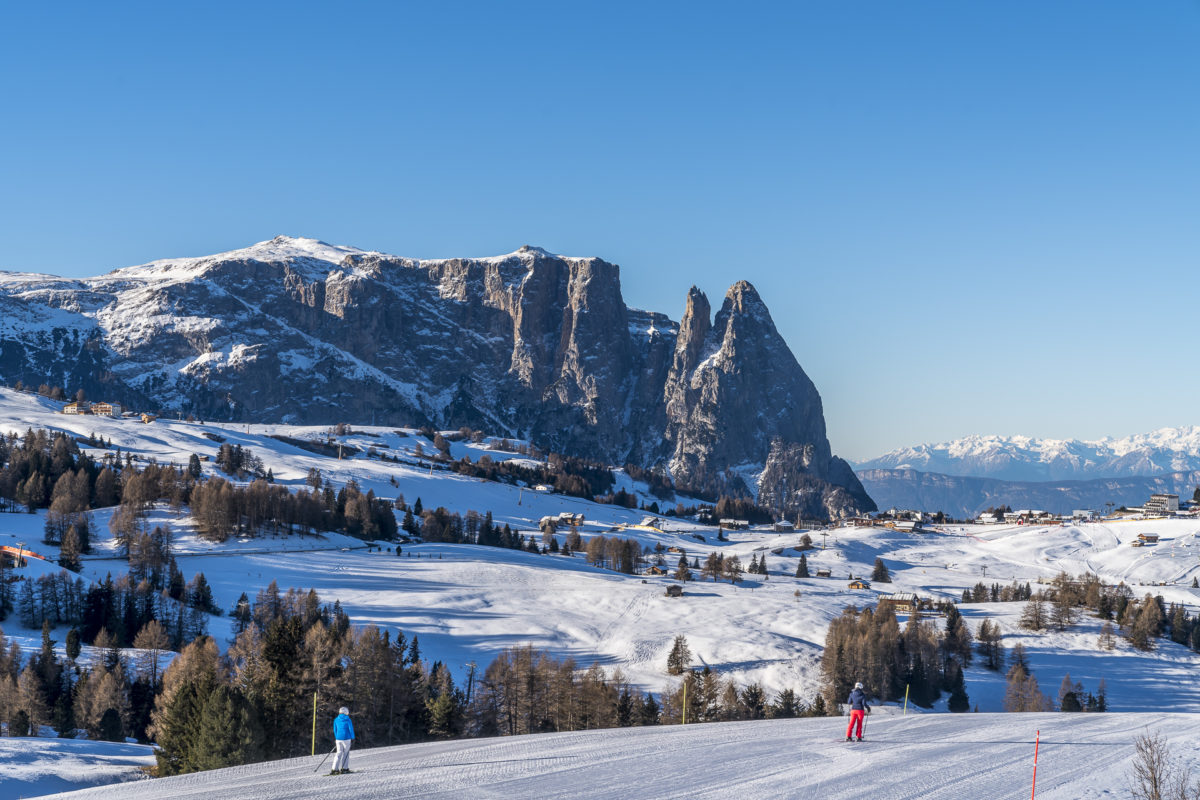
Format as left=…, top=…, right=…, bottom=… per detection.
left=2, top=1, right=1198, bottom=460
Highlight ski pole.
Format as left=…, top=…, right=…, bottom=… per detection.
left=313, top=744, right=337, bottom=773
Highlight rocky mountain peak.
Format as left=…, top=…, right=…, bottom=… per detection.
left=0, top=239, right=874, bottom=519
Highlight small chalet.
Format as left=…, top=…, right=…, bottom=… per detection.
left=848, top=579, right=871, bottom=590
left=646, top=565, right=667, bottom=576
left=666, top=546, right=683, bottom=554
left=720, top=519, right=749, bottom=530
left=815, top=568, right=833, bottom=578
left=772, top=520, right=795, bottom=532
left=63, top=401, right=91, bottom=415
left=1137, top=533, right=1160, bottom=544
left=878, top=592, right=918, bottom=613
left=140, top=414, right=157, bottom=424
left=665, top=584, right=683, bottom=598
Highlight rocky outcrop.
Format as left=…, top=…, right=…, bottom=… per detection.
left=0, top=237, right=873, bottom=518
left=661, top=282, right=873, bottom=517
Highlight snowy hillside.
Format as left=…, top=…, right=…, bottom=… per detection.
left=0, top=738, right=154, bottom=799
left=3, top=385, right=1200, bottom=707
left=6, top=386, right=1200, bottom=797
left=30, top=713, right=1200, bottom=800
left=856, top=427, right=1200, bottom=481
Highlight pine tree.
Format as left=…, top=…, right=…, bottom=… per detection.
left=97, top=707, right=124, bottom=742
left=666, top=635, right=691, bottom=675
left=66, top=628, right=81, bottom=663
left=638, top=693, right=660, bottom=725
left=59, top=526, right=82, bottom=572
left=947, top=662, right=970, bottom=713
left=872, top=557, right=891, bottom=583
left=796, top=553, right=809, bottom=578
left=673, top=555, right=691, bottom=582
left=771, top=688, right=799, bottom=718
left=1019, top=596, right=1048, bottom=631
left=190, top=685, right=264, bottom=771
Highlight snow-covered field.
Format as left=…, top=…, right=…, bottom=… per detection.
left=4, top=386, right=1200, bottom=796
left=30, top=712, right=1200, bottom=800
left=0, top=738, right=154, bottom=800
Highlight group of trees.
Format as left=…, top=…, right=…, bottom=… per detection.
left=0, top=617, right=184, bottom=744
left=0, top=573, right=705, bottom=772
left=1009, top=572, right=1200, bottom=654
left=663, top=665, right=825, bottom=724
left=0, top=428, right=407, bottom=558
left=1001, top=643, right=1107, bottom=713
left=448, top=451, right=616, bottom=501
left=961, top=580, right=1035, bottom=604
left=700, top=552, right=745, bottom=583
left=13, top=570, right=210, bottom=651
left=822, top=603, right=972, bottom=712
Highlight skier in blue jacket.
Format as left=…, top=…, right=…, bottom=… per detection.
left=331, top=707, right=355, bottom=774
left=845, top=682, right=870, bottom=741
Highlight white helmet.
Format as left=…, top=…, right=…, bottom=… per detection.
left=339, top=706, right=350, bottom=715
left=854, top=682, right=863, bottom=690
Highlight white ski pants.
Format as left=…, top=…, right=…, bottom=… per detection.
left=333, top=739, right=352, bottom=772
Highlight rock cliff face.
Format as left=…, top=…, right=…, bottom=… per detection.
left=0, top=237, right=873, bottom=518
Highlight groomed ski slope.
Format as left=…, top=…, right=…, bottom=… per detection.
left=37, top=712, right=1200, bottom=800
left=0, top=738, right=154, bottom=799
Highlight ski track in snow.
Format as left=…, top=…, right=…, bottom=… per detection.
left=29, top=714, right=1200, bottom=800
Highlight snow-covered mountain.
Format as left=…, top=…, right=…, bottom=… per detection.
left=858, top=467, right=1200, bottom=519
left=0, top=237, right=872, bottom=519
left=855, top=427, right=1200, bottom=482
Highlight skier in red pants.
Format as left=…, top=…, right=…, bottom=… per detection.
left=845, top=682, right=870, bottom=741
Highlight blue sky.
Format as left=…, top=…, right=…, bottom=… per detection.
left=2, top=1, right=1198, bottom=460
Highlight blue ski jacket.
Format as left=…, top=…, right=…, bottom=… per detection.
left=334, top=713, right=355, bottom=741
left=847, top=688, right=870, bottom=711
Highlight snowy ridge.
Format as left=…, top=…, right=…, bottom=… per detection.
left=856, top=426, right=1200, bottom=481
left=102, top=236, right=380, bottom=284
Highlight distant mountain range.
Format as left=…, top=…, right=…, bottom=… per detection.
left=857, top=468, right=1200, bottom=520
left=855, top=428, right=1200, bottom=482
left=855, top=429, right=1200, bottom=517
left=0, top=236, right=873, bottom=519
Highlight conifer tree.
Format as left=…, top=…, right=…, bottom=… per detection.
left=666, top=635, right=691, bottom=676
left=674, top=555, right=692, bottom=582
left=191, top=685, right=264, bottom=771
left=872, top=557, right=891, bottom=583
left=796, top=553, right=809, bottom=578
left=1019, top=595, right=1048, bottom=631
left=771, top=688, right=799, bottom=718
left=638, top=693, right=660, bottom=725
left=59, top=526, right=82, bottom=572
left=97, top=707, right=123, bottom=742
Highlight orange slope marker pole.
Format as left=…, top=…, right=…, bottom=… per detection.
left=1031, top=729, right=1041, bottom=799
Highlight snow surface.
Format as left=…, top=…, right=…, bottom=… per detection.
left=5, top=388, right=1200, bottom=795
left=0, top=738, right=154, bottom=799
left=29, top=713, right=1200, bottom=800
